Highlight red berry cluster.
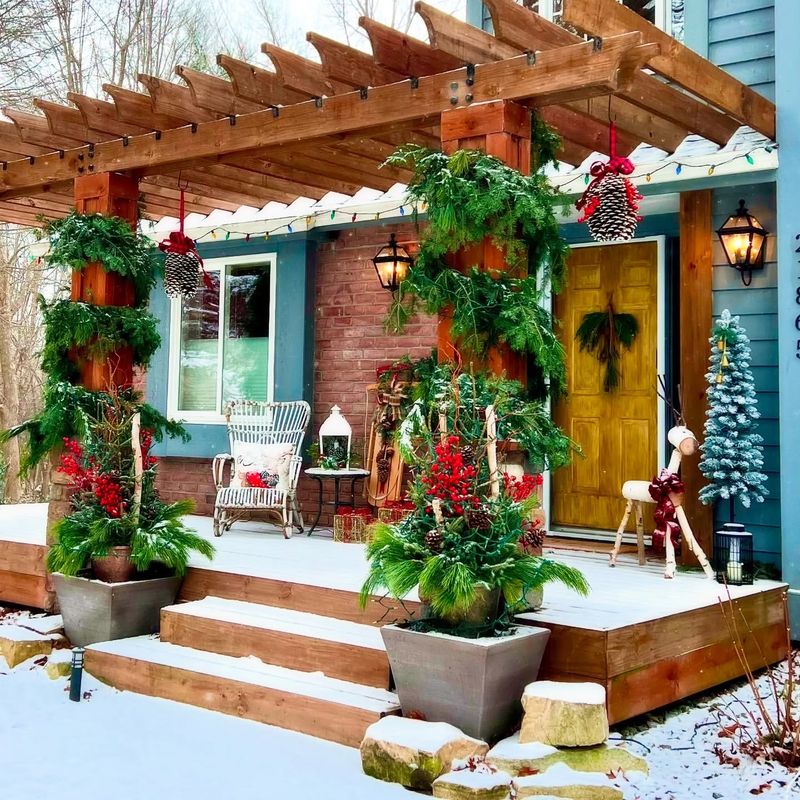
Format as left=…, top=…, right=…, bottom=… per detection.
left=421, top=435, right=480, bottom=517
left=503, top=472, right=543, bottom=502
left=58, top=437, right=126, bottom=518
left=140, top=429, right=158, bottom=469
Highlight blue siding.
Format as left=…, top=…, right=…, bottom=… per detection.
left=708, top=0, right=775, bottom=100
left=711, top=183, right=780, bottom=567
left=148, top=234, right=318, bottom=459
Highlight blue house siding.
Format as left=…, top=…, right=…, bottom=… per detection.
left=148, top=234, right=318, bottom=459
left=708, top=0, right=775, bottom=100
left=711, top=182, right=781, bottom=567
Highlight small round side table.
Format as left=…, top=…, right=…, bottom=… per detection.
left=304, top=467, right=371, bottom=535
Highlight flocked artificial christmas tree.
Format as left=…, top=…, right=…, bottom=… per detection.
left=699, top=309, right=768, bottom=521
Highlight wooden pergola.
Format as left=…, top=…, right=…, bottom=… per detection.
left=0, top=0, right=775, bottom=226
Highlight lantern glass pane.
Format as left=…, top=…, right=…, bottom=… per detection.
left=748, top=231, right=766, bottom=263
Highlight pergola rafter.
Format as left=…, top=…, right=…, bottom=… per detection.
left=0, top=1, right=775, bottom=224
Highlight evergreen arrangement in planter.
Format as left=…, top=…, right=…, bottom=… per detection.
left=699, top=309, right=768, bottom=521
left=1, top=211, right=212, bottom=585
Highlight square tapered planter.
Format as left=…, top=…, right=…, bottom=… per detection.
left=53, top=573, right=181, bottom=646
left=381, top=624, right=550, bottom=742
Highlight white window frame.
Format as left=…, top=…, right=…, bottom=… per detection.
left=167, top=251, right=277, bottom=425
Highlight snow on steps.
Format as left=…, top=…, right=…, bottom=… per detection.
left=85, top=635, right=400, bottom=747
left=160, top=597, right=391, bottom=688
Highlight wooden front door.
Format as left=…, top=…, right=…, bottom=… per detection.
left=552, top=241, right=659, bottom=532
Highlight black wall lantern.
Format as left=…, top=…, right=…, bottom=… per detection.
left=716, top=199, right=768, bottom=286
left=372, top=233, right=413, bottom=292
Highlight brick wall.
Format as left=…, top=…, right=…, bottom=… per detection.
left=156, top=222, right=437, bottom=525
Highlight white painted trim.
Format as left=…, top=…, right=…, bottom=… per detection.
left=545, top=236, right=667, bottom=535
left=167, top=251, right=277, bottom=425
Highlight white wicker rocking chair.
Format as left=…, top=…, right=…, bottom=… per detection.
left=212, top=400, right=311, bottom=538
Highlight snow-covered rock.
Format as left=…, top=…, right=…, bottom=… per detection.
left=488, top=733, right=647, bottom=776
left=0, top=625, right=54, bottom=668
left=519, top=681, right=608, bottom=747
left=361, top=716, right=489, bottom=790
left=18, top=615, right=64, bottom=636
left=514, top=763, right=623, bottom=799
left=45, top=648, right=73, bottom=679
left=432, top=765, right=513, bottom=799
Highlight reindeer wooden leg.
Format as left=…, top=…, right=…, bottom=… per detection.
left=675, top=506, right=715, bottom=579
left=610, top=499, right=633, bottom=567
left=664, top=530, right=677, bottom=579
left=634, top=502, right=646, bottom=566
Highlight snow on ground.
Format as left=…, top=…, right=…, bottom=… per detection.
left=1, top=604, right=797, bottom=800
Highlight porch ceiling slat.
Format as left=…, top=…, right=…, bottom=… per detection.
left=561, top=0, right=776, bottom=139
left=0, top=34, right=654, bottom=198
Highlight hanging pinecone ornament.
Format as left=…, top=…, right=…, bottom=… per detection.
left=376, top=447, right=393, bottom=486
left=576, top=122, right=643, bottom=242
left=158, top=188, right=208, bottom=299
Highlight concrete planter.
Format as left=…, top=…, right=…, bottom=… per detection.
left=381, top=624, right=551, bottom=742
left=53, top=573, right=181, bottom=646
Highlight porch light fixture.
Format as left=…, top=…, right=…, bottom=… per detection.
left=372, top=233, right=413, bottom=292
left=713, top=523, right=754, bottom=586
left=716, top=199, right=768, bottom=286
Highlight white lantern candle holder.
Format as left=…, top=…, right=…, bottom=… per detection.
left=319, top=405, right=352, bottom=469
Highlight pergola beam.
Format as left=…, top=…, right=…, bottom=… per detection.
left=561, top=0, right=775, bottom=139
left=482, top=0, right=738, bottom=146
left=216, top=54, right=307, bottom=106
left=0, top=35, right=656, bottom=198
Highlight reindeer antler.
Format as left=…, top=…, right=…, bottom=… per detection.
left=656, top=375, right=684, bottom=426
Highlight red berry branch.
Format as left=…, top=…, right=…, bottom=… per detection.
left=421, top=435, right=480, bottom=517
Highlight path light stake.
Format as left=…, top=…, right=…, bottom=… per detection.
left=69, top=647, right=85, bottom=702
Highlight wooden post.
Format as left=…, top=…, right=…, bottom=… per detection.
left=679, top=190, right=714, bottom=563
left=44, top=172, right=140, bottom=609
left=438, top=100, right=531, bottom=383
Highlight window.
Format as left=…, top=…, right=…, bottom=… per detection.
left=168, top=253, right=276, bottom=423
left=483, top=1, right=684, bottom=40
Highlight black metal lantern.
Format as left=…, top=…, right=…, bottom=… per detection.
left=716, top=199, right=768, bottom=286
left=713, top=523, right=754, bottom=586
left=372, top=233, right=413, bottom=292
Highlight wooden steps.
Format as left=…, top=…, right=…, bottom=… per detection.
left=161, top=597, right=391, bottom=689
left=85, top=636, right=400, bottom=747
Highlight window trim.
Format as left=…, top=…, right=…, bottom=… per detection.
left=167, top=251, right=278, bottom=425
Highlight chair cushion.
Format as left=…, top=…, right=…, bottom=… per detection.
left=230, top=442, right=294, bottom=493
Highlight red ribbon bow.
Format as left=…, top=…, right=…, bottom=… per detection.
left=648, top=468, right=685, bottom=549
left=575, top=122, right=636, bottom=213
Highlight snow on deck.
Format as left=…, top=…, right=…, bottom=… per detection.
left=0, top=503, right=785, bottom=632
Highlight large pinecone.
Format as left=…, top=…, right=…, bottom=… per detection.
left=425, top=529, right=444, bottom=552
left=376, top=449, right=393, bottom=485
left=460, top=445, right=476, bottom=465
left=587, top=173, right=639, bottom=242
left=467, top=506, right=493, bottom=531
left=520, top=519, right=546, bottom=552
left=163, top=251, right=201, bottom=298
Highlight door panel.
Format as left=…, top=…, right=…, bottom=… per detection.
left=552, top=242, right=659, bottom=532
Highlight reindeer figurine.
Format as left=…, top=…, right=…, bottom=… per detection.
left=609, top=380, right=715, bottom=579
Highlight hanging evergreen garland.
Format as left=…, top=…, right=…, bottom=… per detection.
left=382, top=120, right=570, bottom=396
left=575, top=298, right=639, bottom=392
left=576, top=122, right=643, bottom=242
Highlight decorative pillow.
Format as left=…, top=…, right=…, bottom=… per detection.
left=230, top=442, right=294, bottom=493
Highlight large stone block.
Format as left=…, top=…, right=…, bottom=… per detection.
left=0, top=627, right=54, bottom=668
left=361, top=717, right=489, bottom=790
left=520, top=682, right=608, bottom=747
left=514, top=764, right=623, bottom=799
left=433, top=767, right=513, bottom=800
left=488, top=734, right=647, bottom=776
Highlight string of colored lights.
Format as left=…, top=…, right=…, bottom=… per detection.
left=554, top=143, right=778, bottom=195
left=190, top=200, right=425, bottom=244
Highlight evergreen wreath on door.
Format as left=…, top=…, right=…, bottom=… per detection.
left=576, top=122, right=643, bottom=241
left=575, top=296, right=639, bottom=392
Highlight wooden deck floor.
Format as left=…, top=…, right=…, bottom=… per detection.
left=0, top=503, right=788, bottom=723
